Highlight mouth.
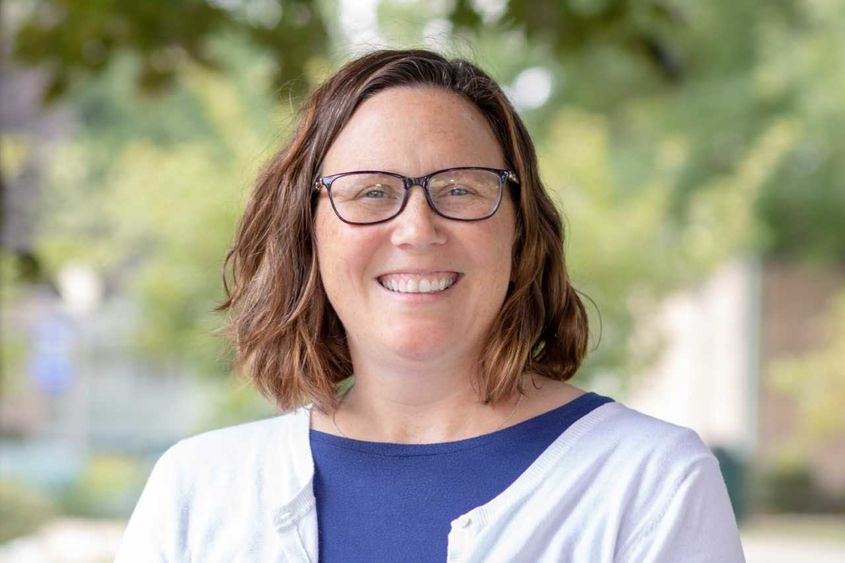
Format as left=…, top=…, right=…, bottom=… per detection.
left=377, top=272, right=461, bottom=294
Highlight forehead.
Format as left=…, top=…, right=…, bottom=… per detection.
left=321, top=86, right=506, bottom=176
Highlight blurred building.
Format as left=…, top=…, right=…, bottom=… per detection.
left=628, top=258, right=845, bottom=509
left=758, top=262, right=845, bottom=495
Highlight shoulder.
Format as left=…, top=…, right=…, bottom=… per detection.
left=581, top=401, right=715, bottom=467
left=494, top=400, right=742, bottom=561
left=168, top=407, right=309, bottom=461
left=559, top=402, right=741, bottom=555
left=585, top=404, right=743, bottom=560
left=117, top=407, right=316, bottom=560
left=576, top=402, right=732, bottom=521
left=156, top=406, right=313, bottom=494
left=548, top=400, right=721, bottom=511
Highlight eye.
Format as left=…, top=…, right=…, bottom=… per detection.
left=447, top=186, right=473, bottom=196
left=362, top=187, right=388, bottom=199
left=352, top=183, right=400, bottom=200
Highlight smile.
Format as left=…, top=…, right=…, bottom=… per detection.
left=377, top=272, right=460, bottom=294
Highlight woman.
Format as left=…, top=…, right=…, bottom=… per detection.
left=116, top=49, right=744, bottom=562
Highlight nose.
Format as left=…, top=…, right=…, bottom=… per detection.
left=389, top=185, right=447, bottom=248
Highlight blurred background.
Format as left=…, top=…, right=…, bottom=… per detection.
left=1, top=0, right=843, bottom=561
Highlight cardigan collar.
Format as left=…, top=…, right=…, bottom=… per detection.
left=270, top=405, right=317, bottom=530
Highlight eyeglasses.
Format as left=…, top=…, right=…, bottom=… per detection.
left=314, top=166, right=519, bottom=225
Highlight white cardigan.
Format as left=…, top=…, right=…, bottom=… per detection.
left=115, top=402, right=745, bottom=562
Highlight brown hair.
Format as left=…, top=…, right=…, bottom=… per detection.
left=217, top=49, right=589, bottom=413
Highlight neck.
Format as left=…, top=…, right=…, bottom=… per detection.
left=333, top=351, right=522, bottom=443
left=335, top=384, right=523, bottom=444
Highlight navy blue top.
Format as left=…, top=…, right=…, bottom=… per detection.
left=310, top=391, right=613, bottom=562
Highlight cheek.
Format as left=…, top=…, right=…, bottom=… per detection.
left=314, top=206, right=345, bottom=295
left=488, top=211, right=517, bottom=276
left=315, top=208, right=380, bottom=297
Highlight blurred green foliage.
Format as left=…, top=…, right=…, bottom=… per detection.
left=0, top=479, right=54, bottom=542
left=540, top=108, right=795, bottom=376
left=753, top=460, right=845, bottom=513
left=8, top=0, right=327, bottom=100
left=34, top=36, right=283, bottom=376
left=5, top=0, right=844, bottom=397
left=57, top=454, right=146, bottom=518
left=9, top=0, right=682, bottom=100
left=772, top=289, right=845, bottom=451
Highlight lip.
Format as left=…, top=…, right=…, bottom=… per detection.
left=376, top=269, right=461, bottom=278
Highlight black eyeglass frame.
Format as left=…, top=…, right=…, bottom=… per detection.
left=313, top=166, right=520, bottom=225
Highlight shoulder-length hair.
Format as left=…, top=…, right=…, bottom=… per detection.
left=217, top=49, right=589, bottom=413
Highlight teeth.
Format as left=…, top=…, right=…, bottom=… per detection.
left=380, top=274, right=457, bottom=294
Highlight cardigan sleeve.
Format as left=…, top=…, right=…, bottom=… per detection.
left=114, top=444, right=187, bottom=562
left=616, top=456, right=745, bottom=563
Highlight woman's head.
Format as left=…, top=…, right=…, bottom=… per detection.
left=219, top=49, right=589, bottom=412
left=315, top=86, right=518, bottom=381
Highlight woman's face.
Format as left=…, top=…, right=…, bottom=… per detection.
left=315, top=86, right=516, bottom=366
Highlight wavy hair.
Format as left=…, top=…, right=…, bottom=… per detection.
left=217, top=49, right=589, bottom=413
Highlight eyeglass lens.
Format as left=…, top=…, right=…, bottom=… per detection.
left=328, top=169, right=502, bottom=224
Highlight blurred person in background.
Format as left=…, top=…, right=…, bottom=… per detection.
left=114, top=49, right=744, bottom=562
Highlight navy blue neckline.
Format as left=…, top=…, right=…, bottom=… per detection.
left=310, top=391, right=610, bottom=456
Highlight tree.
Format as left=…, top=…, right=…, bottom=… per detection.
left=8, top=0, right=327, bottom=100
left=9, top=0, right=689, bottom=98
left=13, top=0, right=844, bottom=264
left=7, top=0, right=843, bottom=410
left=33, top=36, right=284, bottom=379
